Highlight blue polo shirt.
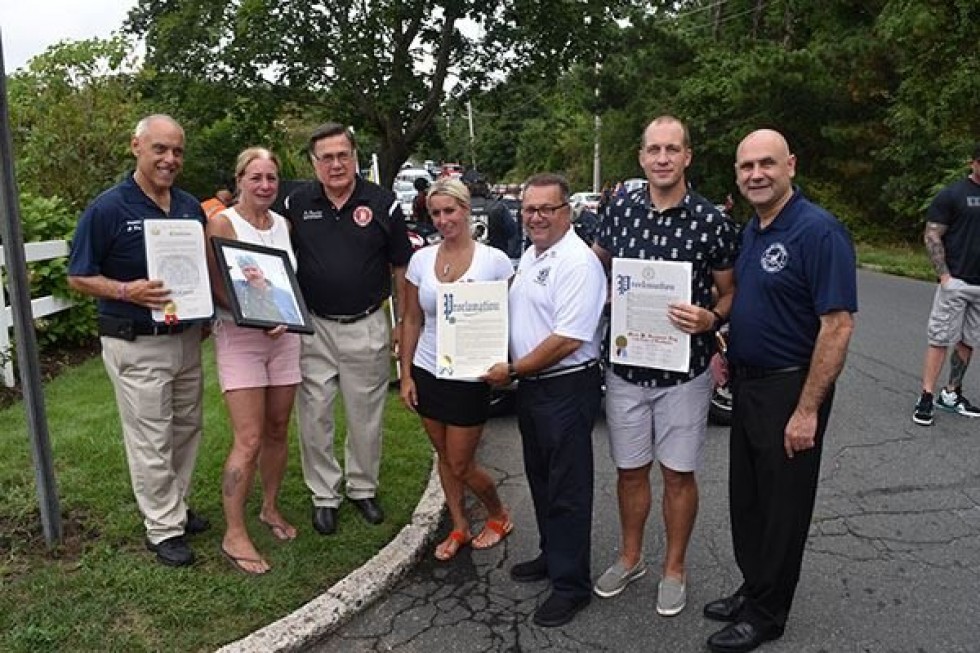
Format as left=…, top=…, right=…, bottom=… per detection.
left=728, top=189, right=857, bottom=369
left=68, top=173, right=206, bottom=323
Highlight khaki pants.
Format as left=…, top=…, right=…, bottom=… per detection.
left=101, top=327, right=203, bottom=543
left=297, top=310, right=390, bottom=507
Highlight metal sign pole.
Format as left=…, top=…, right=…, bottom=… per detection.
left=0, top=29, right=63, bottom=546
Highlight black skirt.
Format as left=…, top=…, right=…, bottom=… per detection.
left=411, top=365, right=491, bottom=427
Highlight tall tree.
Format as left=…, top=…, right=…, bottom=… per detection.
left=8, top=37, right=143, bottom=210
left=876, top=0, right=980, bottom=234
left=127, top=0, right=642, bottom=187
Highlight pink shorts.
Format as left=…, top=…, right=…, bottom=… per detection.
left=214, top=319, right=301, bottom=392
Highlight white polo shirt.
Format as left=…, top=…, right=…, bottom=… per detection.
left=509, top=228, right=607, bottom=371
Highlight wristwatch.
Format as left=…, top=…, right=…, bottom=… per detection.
left=711, top=309, right=727, bottom=329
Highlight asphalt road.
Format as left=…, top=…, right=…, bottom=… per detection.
left=306, top=269, right=980, bottom=653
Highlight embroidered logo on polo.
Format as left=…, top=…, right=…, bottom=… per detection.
left=353, top=206, right=373, bottom=227
left=760, top=243, right=789, bottom=273
left=302, top=209, right=324, bottom=221
left=968, top=197, right=980, bottom=207
left=534, top=268, right=551, bottom=285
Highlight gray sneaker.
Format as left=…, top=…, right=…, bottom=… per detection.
left=656, top=576, right=687, bottom=616
left=593, top=558, right=647, bottom=598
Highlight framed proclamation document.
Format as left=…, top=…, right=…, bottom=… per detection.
left=143, top=219, right=214, bottom=324
left=435, top=280, right=509, bottom=379
left=609, top=258, right=692, bottom=373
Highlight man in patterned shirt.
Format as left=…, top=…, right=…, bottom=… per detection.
left=592, top=116, right=737, bottom=616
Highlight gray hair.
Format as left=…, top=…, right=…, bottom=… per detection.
left=133, top=114, right=182, bottom=139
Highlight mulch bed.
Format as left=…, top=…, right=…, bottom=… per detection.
left=0, top=339, right=101, bottom=410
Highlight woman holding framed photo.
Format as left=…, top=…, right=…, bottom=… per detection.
left=205, top=147, right=300, bottom=575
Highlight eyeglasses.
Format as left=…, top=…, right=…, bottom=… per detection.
left=311, top=151, right=353, bottom=166
left=520, top=202, right=568, bottom=218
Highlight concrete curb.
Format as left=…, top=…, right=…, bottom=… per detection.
left=216, top=454, right=444, bottom=653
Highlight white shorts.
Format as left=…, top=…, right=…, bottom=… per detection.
left=603, top=369, right=713, bottom=472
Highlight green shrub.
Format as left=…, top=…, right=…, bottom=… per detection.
left=7, top=193, right=97, bottom=354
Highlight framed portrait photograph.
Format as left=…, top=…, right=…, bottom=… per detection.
left=211, top=237, right=314, bottom=334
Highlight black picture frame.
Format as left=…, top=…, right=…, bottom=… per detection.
left=210, top=237, right=314, bottom=335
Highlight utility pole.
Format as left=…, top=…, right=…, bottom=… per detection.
left=0, top=30, right=62, bottom=547
left=592, top=62, right=602, bottom=193
left=466, top=100, right=477, bottom=171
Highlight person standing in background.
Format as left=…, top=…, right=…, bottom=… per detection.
left=911, top=143, right=980, bottom=426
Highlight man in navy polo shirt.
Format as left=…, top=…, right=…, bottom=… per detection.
left=704, top=129, right=856, bottom=653
left=68, top=114, right=210, bottom=567
left=284, top=123, right=413, bottom=536
left=592, top=115, right=737, bottom=616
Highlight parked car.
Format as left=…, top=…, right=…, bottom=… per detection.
left=570, top=191, right=601, bottom=213
left=395, top=167, right=433, bottom=185
left=440, top=162, right=464, bottom=179
left=393, top=180, right=416, bottom=218
left=623, top=177, right=648, bottom=194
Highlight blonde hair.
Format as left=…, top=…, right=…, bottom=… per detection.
left=234, top=147, right=280, bottom=180
left=426, top=178, right=471, bottom=211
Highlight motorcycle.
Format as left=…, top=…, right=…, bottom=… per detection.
left=708, top=328, right=732, bottom=426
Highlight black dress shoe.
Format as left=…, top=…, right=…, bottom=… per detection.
left=510, top=555, right=548, bottom=583
left=704, top=594, right=747, bottom=622
left=707, top=621, right=781, bottom=653
left=185, top=509, right=210, bottom=535
left=312, top=506, right=338, bottom=535
left=350, top=497, right=384, bottom=525
left=145, top=535, right=194, bottom=567
left=532, top=592, right=590, bottom=627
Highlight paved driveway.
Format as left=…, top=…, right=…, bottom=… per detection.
left=308, top=270, right=980, bottom=653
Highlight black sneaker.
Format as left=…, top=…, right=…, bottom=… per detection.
left=936, top=387, right=980, bottom=418
left=185, top=509, right=210, bottom=535
left=145, top=535, right=194, bottom=567
left=532, top=592, right=591, bottom=627
left=912, top=392, right=934, bottom=426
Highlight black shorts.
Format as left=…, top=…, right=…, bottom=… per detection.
left=411, top=365, right=491, bottom=427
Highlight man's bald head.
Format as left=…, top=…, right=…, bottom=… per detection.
left=735, top=129, right=796, bottom=225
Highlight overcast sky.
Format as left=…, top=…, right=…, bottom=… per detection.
left=1, top=0, right=137, bottom=73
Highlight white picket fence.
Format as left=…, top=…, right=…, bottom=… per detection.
left=0, top=239, right=74, bottom=387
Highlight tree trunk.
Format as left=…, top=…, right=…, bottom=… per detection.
left=751, top=0, right=766, bottom=40
left=712, top=0, right=725, bottom=40
left=782, top=0, right=794, bottom=48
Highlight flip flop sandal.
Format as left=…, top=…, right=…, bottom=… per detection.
left=434, top=530, right=471, bottom=561
left=219, top=545, right=269, bottom=575
left=472, top=517, right=514, bottom=550
left=260, top=517, right=297, bottom=541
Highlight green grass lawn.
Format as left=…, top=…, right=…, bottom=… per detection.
left=0, top=340, right=431, bottom=652
left=856, top=241, right=935, bottom=281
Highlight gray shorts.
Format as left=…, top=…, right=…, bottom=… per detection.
left=603, top=369, right=713, bottom=472
left=926, top=278, right=980, bottom=347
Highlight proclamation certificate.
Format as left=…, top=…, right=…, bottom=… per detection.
left=435, top=280, right=508, bottom=380
left=144, top=219, right=214, bottom=323
left=609, top=258, right=692, bottom=373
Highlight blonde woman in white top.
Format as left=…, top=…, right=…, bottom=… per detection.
left=399, top=178, right=515, bottom=561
